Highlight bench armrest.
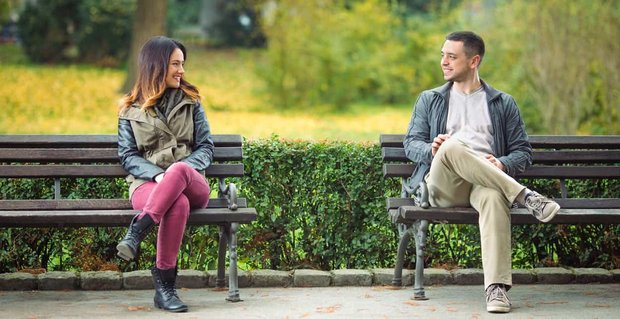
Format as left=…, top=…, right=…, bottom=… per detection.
left=218, top=178, right=238, bottom=210
left=403, top=180, right=430, bottom=209
left=416, top=182, right=430, bottom=209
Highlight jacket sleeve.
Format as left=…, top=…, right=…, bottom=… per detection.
left=118, top=118, right=164, bottom=181
left=497, top=96, right=532, bottom=177
left=180, top=102, right=214, bottom=171
left=403, top=92, right=434, bottom=165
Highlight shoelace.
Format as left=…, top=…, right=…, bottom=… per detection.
left=161, top=282, right=181, bottom=300
left=525, top=192, right=545, bottom=215
left=486, top=285, right=511, bottom=305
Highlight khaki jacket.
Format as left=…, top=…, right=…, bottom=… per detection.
left=118, top=96, right=214, bottom=196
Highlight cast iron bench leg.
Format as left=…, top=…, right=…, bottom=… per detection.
left=393, top=223, right=413, bottom=286
left=225, top=222, right=242, bottom=302
left=413, top=219, right=429, bottom=300
left=216, top=225, right=228, bottom=288
left=393, top=220, right=429, bottom=300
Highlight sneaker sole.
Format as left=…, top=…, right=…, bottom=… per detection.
left=540, top=205, right=561, bottom=223
left=487, top=305, right=511, bottom=313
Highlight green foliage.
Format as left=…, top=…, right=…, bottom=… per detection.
left=237, top=137, right=400, bottom=270
left=207, top=0, right=266, bottom=48
left=258, top=0, right=418, bottom=110
left=75, top=0, right=135, bottom=67
left=167, top=0, right=202, bottom=37
left=521, top=0, right=620, bottom=135
left=404, top=177, right=620, bottom=270
left=0, top=0, right=10, bottom=25
left=16, top=0, right=134, bottom=66
left=425, top=224, right=482, bottom=269
left=16, top=0, right=81, bottom=63
left=0, top=140, right=618, bottom=273
left=458, top=0, right=620, bottom=134
left=256, top=0, right=619, bottom=134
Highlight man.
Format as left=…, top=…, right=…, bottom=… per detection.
left=404, top=31, right=560, bottom=313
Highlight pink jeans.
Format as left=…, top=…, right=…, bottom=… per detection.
left=131, top=162, right=210, bottom=269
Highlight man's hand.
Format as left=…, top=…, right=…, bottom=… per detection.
left=485, top=154, right=505, bottom=172
left=431, top=134, right=451, bottom=156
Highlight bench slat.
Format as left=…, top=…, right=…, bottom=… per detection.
left=0, top=208, right=257, bottom=227
left=380, top=134, right=620, bottom=149
left=522, top=166, right=620, bottom=178
left=0, top=134, right=243, bottom=148
left=383, top=163, right=620, bottom=179
left=392, top=206, right=620, bottom=224
left=0, top=163, right=245, bottom=178
left=381, top=147, right=407, bottom=162
left=528, top=135, right=620, bottom=149
left=533, top=150, right=620, bottom=163
left=0, top=148, right=118, bottom=162
left=0, top=147, right=242, bottom=163
left=383, top=163, right=415, bottom=178
left=0, top=198, right=248, bottom=210
left=383, top=148, right=620, bottom=164
left=387, top=197, right=620, bottom=210
left=380, top=134, right=406, bottom=148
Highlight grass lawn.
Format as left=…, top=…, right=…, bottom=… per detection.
left=0, top=44, right=413, bottom=142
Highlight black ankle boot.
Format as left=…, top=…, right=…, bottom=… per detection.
left=151, top=267, right=188, bottom=312
left=116, top=214, right=154, bottom=260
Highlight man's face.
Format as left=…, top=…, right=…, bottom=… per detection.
left=440, top=40, right=477, bottom=82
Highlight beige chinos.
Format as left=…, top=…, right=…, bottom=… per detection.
left=426, top=137, right=526, bottom=289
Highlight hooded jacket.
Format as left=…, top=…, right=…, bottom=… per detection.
left=118, top=90, right=214, bottom=196
left=403, top=80, right=532, bottom=191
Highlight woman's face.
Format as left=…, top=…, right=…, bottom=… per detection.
left=165, top=48, right=185, bottom=88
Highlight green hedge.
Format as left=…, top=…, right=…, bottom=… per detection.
left=236, top=138, right=400, bottom=270
left=0, top=138, right=618, bottom=273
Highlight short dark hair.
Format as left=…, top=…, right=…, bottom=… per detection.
left=446, top=31, right=485, bottom=65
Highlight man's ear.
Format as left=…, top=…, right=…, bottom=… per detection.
left=470, top=55, right=481, bottom=69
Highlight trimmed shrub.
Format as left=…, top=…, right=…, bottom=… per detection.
left=17, top=0, right=81, bottom=63
left=236, top=137, right=399, bottom=270
left=0, top=138, right=618, bottom=273
left=75, top=0, right=135, bottom=67
left=16, top=0, right=134, bottom=66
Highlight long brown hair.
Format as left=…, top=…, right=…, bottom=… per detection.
left=119, top=36, right=201, bottom=110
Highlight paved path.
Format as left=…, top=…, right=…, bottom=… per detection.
left=2, top=284, right=619, bottom=319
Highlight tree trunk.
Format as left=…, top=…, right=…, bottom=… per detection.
left=121, top=0, right=167, bottom=93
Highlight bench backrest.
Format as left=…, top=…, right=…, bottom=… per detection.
left=0, top=134, right=245, bottom=206
left=381, top=134, right=620, bottom=200
left=382, top=134, right=620, bottom=177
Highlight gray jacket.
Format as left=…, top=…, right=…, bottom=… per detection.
left=403, top=80, right=532, bottom=191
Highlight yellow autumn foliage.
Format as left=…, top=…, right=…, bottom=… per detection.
left=0, top=47, right=410, bottom=141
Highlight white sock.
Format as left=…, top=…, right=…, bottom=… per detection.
left=515, top=188, right=530, bottom=205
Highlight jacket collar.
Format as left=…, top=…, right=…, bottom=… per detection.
left=431, top=79, right=502, bottom=103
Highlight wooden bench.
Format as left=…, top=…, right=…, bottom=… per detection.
left=381, top=134, right=620, bottom=300
left=0, top=134, right=257, bottom=302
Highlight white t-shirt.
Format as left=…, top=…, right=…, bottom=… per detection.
left=446, top=86, right=494, bottom=156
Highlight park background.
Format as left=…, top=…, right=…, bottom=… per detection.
left=0, top=0, right=618, bottom=275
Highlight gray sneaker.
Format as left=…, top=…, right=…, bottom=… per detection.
left=524, top=191, right=560, bottom=223
left=486, top=284, right=511, bottom=313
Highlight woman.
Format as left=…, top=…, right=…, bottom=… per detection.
left=116, top=36, right=214, bottom=313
